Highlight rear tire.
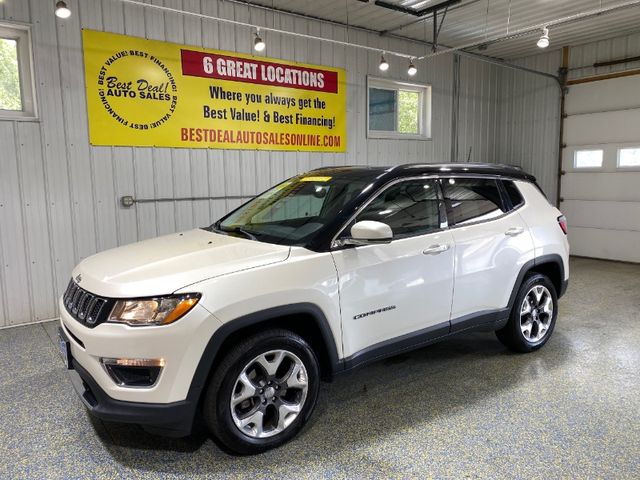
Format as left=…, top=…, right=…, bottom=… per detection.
left=202, top=328, right=320, bottom=455
left=496, top=273, right=558, bottom=353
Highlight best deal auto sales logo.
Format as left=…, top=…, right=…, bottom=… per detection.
left=96, top=49, right=178, bottom=130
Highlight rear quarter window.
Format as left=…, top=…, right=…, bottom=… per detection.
left=503, top=181, right=525, bottom=209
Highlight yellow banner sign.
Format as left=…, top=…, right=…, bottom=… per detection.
left=82, top=30, right=346, bottom=152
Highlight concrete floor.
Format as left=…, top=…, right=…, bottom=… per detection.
left=0, top=257, right=638, bottom=479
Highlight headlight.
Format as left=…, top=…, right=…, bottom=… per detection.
left=108, top=294, right=201, bottom=326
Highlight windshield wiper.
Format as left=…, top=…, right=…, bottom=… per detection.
left=217, top=225, right=257, bottom=240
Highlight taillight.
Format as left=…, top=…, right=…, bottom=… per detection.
left=557, top=215, right=568, bottom=235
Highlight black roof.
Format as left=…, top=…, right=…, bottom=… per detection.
left=306, top=163, right=536, bottom=183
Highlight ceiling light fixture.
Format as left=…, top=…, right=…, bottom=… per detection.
left=407, top=59, right=417, bottom=76
left=253, top=29, right=266, bottom=52
left=55, top=0, right=72, bottom=18
left=537, top=27, right=550, bottom=48
left=379, top=53, right=389, bottom=72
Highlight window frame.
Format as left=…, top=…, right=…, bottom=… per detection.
left=331, top=175, right=528, bottom=249
left=573, top=148, right=604, bottom=170
left=0, top=22, right=38, bottom=120
left=366, top=76, right=431, bottom=141
left=616, top=146, right=640, bottom=170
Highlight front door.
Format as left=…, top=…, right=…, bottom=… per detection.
left=331, top=178, right=455, bottom=359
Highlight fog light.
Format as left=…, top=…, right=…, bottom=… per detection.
left=101, top=358, right=164, bottom=387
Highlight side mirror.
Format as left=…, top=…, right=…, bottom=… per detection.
left=343, top=220, right=393, bottom=246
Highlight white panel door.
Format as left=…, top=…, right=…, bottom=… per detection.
left=561, top=75, right=640, bottom=263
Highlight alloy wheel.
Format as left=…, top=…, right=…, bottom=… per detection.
left=520, top=285, right=554, bottom=343
left=230, top=349, right=309, bottom=439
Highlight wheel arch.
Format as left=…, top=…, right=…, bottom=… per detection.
left=508, top=254, right=567, bottom=311
left=528, top=259, right=564, bottom=298
left=186, top=303, right=341, bottom=407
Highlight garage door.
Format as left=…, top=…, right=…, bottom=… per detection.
left=561, top=74, right=640, bottom=263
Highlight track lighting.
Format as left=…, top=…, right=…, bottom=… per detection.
left=379, top=53, right=389, bottom=72
left=253, top=30, right=266, bottom=52
left=537, top=27, right=550, bottom=48
left=55, top=0, right=71, bottom=18
left=407, top=60, right=417, bottom=76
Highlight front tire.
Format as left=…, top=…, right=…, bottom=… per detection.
left=496, top=273, right=558, bottom=353
left=202, top=328, right=320, bottom=455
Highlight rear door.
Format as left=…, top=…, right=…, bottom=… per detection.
left=331, top=178, right=455, bottom=359
left=442, top=177, right=535, bottom=330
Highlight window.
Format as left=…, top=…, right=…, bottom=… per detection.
left=442, top=178, right=506, bottom=226
left=0, top=23, right=36, bottom=119
left=355, top=180, right=442, bottom=238
left=367, top=77, right=431, bottom=139
left=574, top=149, right=603, bottom=168
left=502, top=181, right=524, bottom=209
left=617, top=147, right=640, bottom=168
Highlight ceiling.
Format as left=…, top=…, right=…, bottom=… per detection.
left=239, top=0, right=640, bottom=59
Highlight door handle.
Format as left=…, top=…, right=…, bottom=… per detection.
left=423, top=244, right=450, bottom=255
left=505, top=226, right=525, bottom=236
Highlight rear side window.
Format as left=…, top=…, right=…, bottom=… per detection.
left=442, top=178, right=506, bottom=226
left=356, top=179, right=442, bottom=238
left=503, top=181, right=524, bottom=209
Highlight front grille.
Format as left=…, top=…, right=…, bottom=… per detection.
left=62, top=280, right=115, bottom=328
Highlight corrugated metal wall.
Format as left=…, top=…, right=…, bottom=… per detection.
left=454, top=51, right=561, bottom=204
left=0, top=0, right=459, bottom=327
left=496, top=51, right=563, bottom=205
left=567, top=31, right=640, bottom=79
left=455, top=56, right=501, bottom=164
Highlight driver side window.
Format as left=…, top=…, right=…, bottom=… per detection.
left=356, top=179, right=442, bottom=239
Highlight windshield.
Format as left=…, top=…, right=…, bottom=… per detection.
left=210, top=174, right=371, bottom=246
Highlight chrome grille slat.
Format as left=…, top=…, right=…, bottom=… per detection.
left=62, top=279, right=114, bottom=328
left=77, top=293, right=91, bottom=320
left=89, top=299, right=106, bottom=325
left=83, top=297, right=98, bottom=322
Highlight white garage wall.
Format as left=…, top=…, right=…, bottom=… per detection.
left=455, top=56, right=501, bottom=164
left=0, top=0, right=465, bottom=327
left=453, top=52, right=562, bottom=205
left=567, top=31, right=640, bottom=80
left=496, top=51, right=563, bottom=205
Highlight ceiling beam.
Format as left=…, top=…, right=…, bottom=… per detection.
left=374, top=0, right=461, bottom=17
left=381, top=0, right=482, bottom=35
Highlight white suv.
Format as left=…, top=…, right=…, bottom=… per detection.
left=59, top=163, right=569, bottom=454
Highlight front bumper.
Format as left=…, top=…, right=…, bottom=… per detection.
left=68, top=353, right=196, bottom=437
left=58, top=296, right=223, bottom=435
left=59, top=298, right=220, bottom=404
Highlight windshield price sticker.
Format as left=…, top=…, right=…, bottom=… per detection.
left=300, top=176, right=332, bottom=182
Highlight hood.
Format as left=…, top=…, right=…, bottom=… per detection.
left=72, top=229, right=290, bottom=298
